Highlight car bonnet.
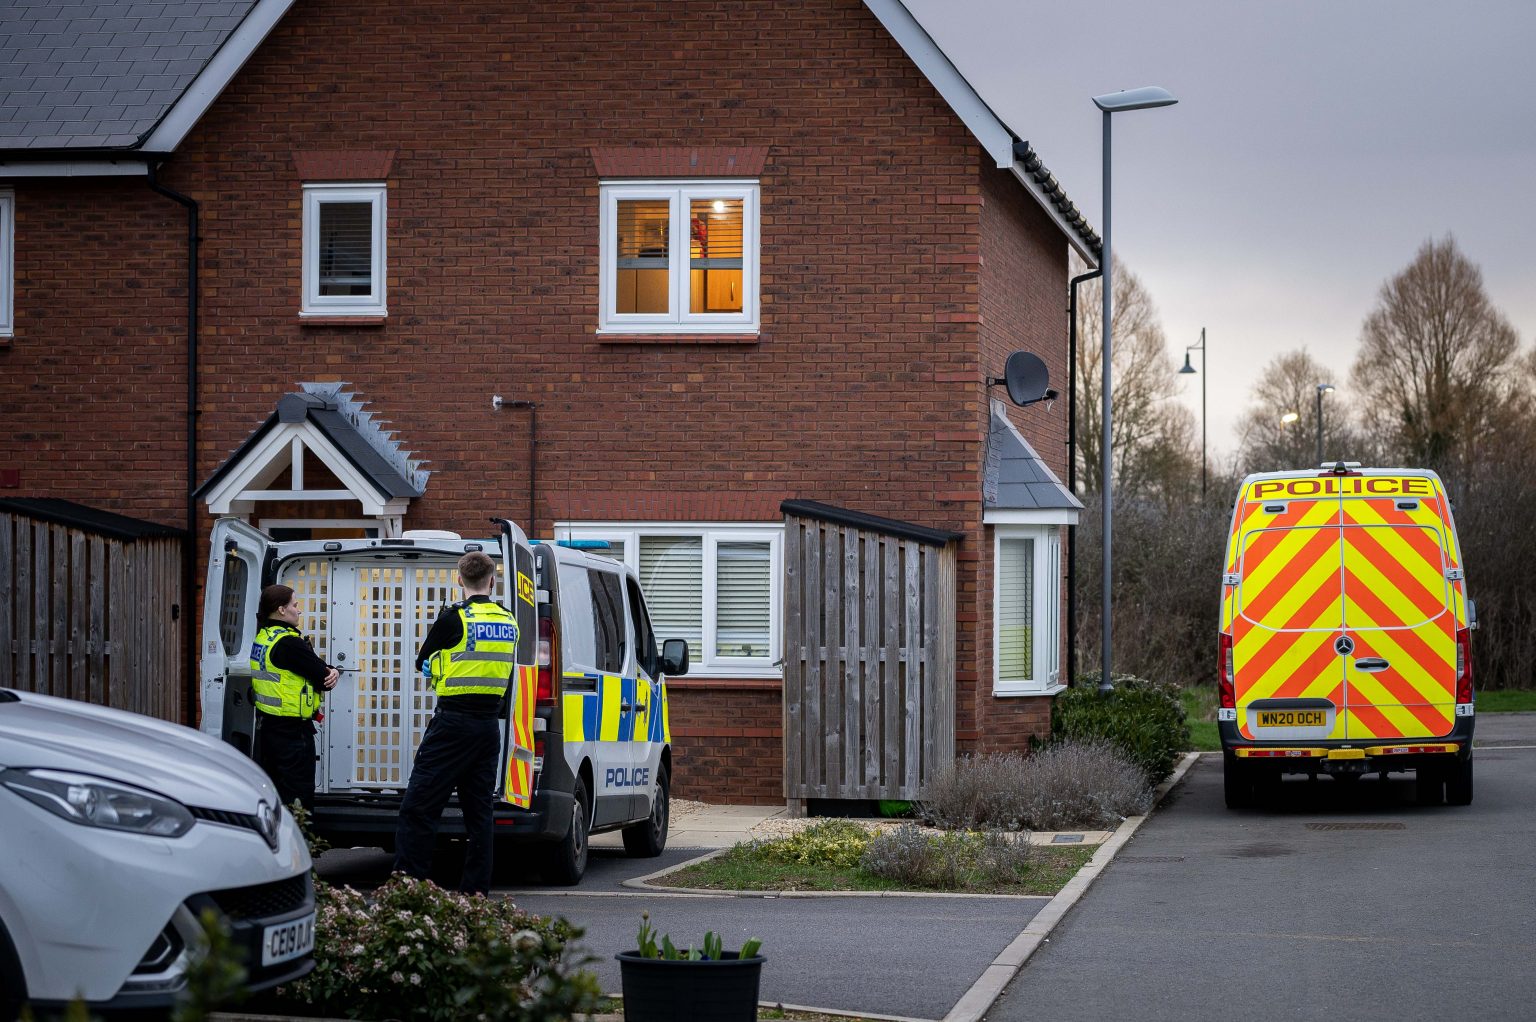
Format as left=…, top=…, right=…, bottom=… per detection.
left=0, top=690, right=277, bottom=813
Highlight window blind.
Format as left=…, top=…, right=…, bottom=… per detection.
left=998, top=538, right=1035, bottom=682
left=716, top=541, right=770, bottom=657
left=317, top=200, right=374, bottom=296
left=639, top=535, right=703, bottom=659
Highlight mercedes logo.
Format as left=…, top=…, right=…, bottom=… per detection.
left=256, top=799, right=280, bottom=852
left=1334, top=635, right=1356, bottom=656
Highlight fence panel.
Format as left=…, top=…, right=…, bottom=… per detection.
left=783, top=510, right=955, bottom=802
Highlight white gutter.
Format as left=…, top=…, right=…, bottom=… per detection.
left=0, top=160, right=149, bottom=178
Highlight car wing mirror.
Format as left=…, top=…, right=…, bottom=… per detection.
left=660, top=638, right=690, bottom=677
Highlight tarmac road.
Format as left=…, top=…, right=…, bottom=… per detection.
left=986, top=716, right=1536, bottom=1022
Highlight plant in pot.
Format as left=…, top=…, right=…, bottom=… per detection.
left=616, top=912, right=765, bottom=1022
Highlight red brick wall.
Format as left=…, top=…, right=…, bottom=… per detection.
left=666, top=681, right=782, bottom=804
left=0, top=0, right=1075, bottom=797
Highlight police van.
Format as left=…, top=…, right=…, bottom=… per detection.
left=198, top=517, right=687, bottom=883
left=1219, top=464, right=1475, bottom=809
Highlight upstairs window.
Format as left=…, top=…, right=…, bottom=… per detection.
left=598, top=180, right=758, bottom=334
left=302, top=183, right=386, bottom=316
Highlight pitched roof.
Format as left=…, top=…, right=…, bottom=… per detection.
left=983, top=401, right=1083, bottom=514
left=0, top=0, right=290, bottom=157
left=194, top=382, right=429, bottom=502
left=862, top=0, right=1101, bottom=262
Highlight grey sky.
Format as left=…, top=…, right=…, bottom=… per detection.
left=904, top=0, right=1536, bottom=462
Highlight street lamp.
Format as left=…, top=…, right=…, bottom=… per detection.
left=1315, top=383, right=1335, bottom=465
left=1092, top=84, right=1179, bottom=694
left=1281, top=411, right=1300, bottom=425
left=1178, top=327, right=1207, bottom=497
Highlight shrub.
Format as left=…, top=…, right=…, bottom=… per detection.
left=753, top=818, right=872, bottom=868
left=1052, top=675, right=1190, bottom=784
left=860, top=824, right=1034, bottom=889
left=916, top=753, right=1031, bottom=831
left=1012, top=741, right=1152, bottom=830
left=276, top=876, right=600, bottom=1021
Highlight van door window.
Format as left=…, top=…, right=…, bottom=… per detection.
left=218, top=557, right=249, bottom=656
left=591, top=569, right=626, bottom=673
left=626, top=576, right=659, bottom=677
left=558, top=563, right=598, bottom=672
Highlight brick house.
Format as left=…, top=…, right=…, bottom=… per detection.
left=0, top=0, right=1097, bottom=804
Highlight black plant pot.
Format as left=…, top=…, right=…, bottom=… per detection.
left=615, top=949, right=766, bottom=1022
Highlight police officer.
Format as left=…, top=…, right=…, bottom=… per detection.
left=251, top=584, right=338, bottom=813
left=392, top=551, right=513, bottom=895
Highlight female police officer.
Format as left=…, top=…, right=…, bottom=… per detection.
left=250, top=584, right=338, bottom=813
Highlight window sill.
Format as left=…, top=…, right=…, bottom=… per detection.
left=299, top=315, right=387, bottom=327
left=596, top=332, right=760, bottom=346
left=993, top=683, right=1068, bottom=699
left=665, top=676, right=782, bottom=691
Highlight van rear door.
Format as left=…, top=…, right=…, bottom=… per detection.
left=1230, top=492, right=1347, bottom=742
left=200, top=518, right=271, bottom=750
left=1338, top=487, right=1456, bottom=740
left=496, top=520, right=538, bottom=809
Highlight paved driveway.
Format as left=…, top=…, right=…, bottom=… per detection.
left=986, top=718, right=1536, bottom=1022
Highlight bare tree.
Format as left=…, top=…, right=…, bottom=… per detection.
left=1073, top=258, right=1195, bottom=498
left=1350, top=236, right=1521, bottom=471
left=1236, top=349, right=1359, bottom=472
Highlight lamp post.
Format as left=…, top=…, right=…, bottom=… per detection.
left=1178, top=327, right=1207, bottom=497
left=1092, top=85, right=1178, bottom=695
left=1315, top=383, right=1335, bottom=465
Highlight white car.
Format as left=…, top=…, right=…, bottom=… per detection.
left=0, top=688, right=315, bottom=1017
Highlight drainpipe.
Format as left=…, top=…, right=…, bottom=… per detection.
left=493, top=397, right=538, bottom=537
left=147, top=163, right=199, bottom=727
left=1067, top=267, right=1102, bottom=688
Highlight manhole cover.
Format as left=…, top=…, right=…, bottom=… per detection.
left=1050, top=834, right=1085, bottom=844
left=1305, top=822, right=1406, bottom=831
left=1118, top=855, right=1185, bottom=863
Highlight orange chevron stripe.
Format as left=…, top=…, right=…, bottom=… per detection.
left=1342, top=531, right=1444, bottom=621
left=1345, top=698, right=1398, bottom=739
left=1241, top=529, right=1341, bottom=622
left=1273, top=637, right=1344, bottom=699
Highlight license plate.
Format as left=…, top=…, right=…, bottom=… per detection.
left=262, top=912, right=316, bottom=967
left=1257, top=710, right=1326, bottom=728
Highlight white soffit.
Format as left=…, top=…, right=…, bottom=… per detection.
left=202, top=420, right=399, bottom=517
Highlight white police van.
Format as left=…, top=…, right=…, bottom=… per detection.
left=199, top=517, right=687, bottom=884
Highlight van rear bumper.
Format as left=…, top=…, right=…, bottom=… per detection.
left=311, top=786, right=571, bottom=848
left=1220, top=713, right=1475, bottom=772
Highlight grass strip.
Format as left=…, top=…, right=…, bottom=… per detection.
left=657, top=842, right=1095, bottom=897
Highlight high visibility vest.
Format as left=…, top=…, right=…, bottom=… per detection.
left=430, top=601, right=518, bottom=698
left=249, top=624, right=320, bottom=719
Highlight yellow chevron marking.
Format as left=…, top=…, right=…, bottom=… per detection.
left=1236, top=625, right=1338, bottom=703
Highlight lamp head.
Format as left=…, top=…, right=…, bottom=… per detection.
left=1318, top=383, right=1336, bottom=395
left=1281, top=411, right=1301, bottom=425
left=1179, top=352, right=1196, bottom=374
left=1093, top=86, right=1179, bottom=112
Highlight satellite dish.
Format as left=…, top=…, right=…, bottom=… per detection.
left=993, top=351, right=1057, bottom=407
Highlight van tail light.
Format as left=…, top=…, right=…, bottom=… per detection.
left=1218, top=632, right=1236, bottom=709
left=536, top=616, right=555, bottom=705
left=1455, top=626, right=1473, bottom=704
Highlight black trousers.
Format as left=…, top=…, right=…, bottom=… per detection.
left=392, top=709, right=500, bottom=895
left=256, top=714, right=317, bottom=814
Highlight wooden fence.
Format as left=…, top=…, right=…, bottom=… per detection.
left=782, top=502, right=957, bottom=803
left=0, top=503, right=184, bottom=722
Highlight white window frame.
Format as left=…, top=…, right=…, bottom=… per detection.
left=302, top=183, right=386, bottom=317
left=992, top=524, right=1065, bottom=696
left=0, top=190, right=13, bottom=337
left=257, top=517, right=384, bottom=538
left=598, top=179, right=759, bottom=335
left=559, top=522, right=782, bottom=677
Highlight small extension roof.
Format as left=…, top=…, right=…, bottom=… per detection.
left=983, top=400, right=1082, bottom=522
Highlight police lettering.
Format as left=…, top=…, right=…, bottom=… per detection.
left=605, top=766, right=650, bottom=789
left=472, top=622, right=518, bottom=642
left=1250, top=476, right=1432, bottom=500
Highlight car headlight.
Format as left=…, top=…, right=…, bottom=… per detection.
left=0, top=768, right=194, bottom=837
